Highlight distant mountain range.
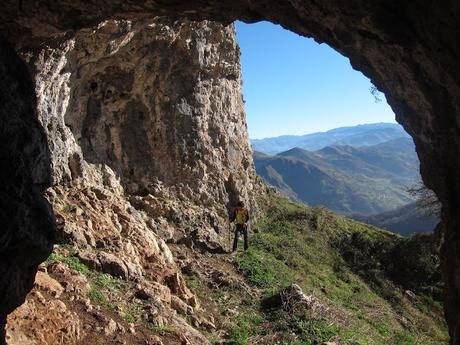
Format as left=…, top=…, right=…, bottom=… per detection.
left=251, top=123, right=410, bottom=155
left=253, top=137, right=420, bottom=215
left=354, top=202, right=439, bottom=236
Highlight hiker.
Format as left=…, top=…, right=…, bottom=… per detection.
left=230, top=201, right=250, bottom=252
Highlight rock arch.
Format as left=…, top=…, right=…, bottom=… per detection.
left=1, top=1, right=459, bottom=343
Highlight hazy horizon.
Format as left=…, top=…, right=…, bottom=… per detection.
left=250, top=121, right=401, bottom=140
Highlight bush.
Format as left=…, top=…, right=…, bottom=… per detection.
left=333, top=230, right=442, bottom=300
left=388, top=233, right=442, bottom=298
left=332, top=231, right=395, bottom=289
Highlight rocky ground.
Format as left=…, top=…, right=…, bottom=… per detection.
left=3, top=175, right=263, bottom=345
left=6, top=183, right=214, bottom=345
left=5, top=186, right=447, bottom=345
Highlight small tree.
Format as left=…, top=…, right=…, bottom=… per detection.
left=407, top=182, right=441, bottom=218
left=369, top=85, right=383, bottom=103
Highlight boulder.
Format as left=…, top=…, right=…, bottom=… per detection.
left=34, top=272, right=64, bottom=298
left=279, top=284, right=326, bottom=316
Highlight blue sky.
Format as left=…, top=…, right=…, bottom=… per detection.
left=235, top=21, right=396, bottom=139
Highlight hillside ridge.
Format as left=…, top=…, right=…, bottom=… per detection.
left=253, top=138, right=419, bottom=216
left=355, top=202, right=439, bottom=235
left=251, top=123, right=410, bottom=154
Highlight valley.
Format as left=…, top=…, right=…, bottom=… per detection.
left=253, top=125, right=439, bottom=235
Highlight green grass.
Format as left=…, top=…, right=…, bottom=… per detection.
left=47, top=250, right=124, bottom=312
left=225, top=191, right=448, bottom=344
left=93, top=273, right=124, bottom=292
left=228, top=311, right=263, bottom=345
left=234, top=249, right=292, bottom=288
left=122, top=303, right=144, bottom=324
left=146, top=323, right=175, bottom=335
left=87, top=273, right=125, bottom=311
left=47, top=253, right=90, bottom=276
left=62, top=203, right=76, bottom=213
left=186, top=274, right=202, bottom=292
left=228, top=325, right=250, bottom=345
left=88, top=284, right=116, bottom=309
left=291, top=317, right=339, bottom=344
left=123, top=313, right=137, bottom=324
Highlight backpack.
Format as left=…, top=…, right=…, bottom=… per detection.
left=235, top=207, right=248, bottom=225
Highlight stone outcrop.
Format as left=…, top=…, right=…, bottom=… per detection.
left=6, top=185, right=211, bottom=344
left=26, top=18, right=256, bottom=248
left=7, top=272, right=82, bottom=345
left=1, top=0, right=460, bottom=343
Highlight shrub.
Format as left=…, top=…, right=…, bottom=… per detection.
left=388, top=233, right=442, bottom=298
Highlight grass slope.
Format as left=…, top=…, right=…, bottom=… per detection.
left=189, top=191, right=447, bottom=344
left=45, top=192, right=447, bottom=345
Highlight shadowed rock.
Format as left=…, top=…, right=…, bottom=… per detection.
left=0, top=35, right=54, bottom=336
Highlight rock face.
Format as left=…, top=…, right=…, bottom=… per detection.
left=1, top=0, right=460, bottom=343
left=0, top=35, right=55, bottom=333
left=28, top=18, right=255, bottom=206
left=27, top=18, right=256, bottom=246
left=24, top=17, right=254, bottom=206
left=2, top=17, right=257, bottom=344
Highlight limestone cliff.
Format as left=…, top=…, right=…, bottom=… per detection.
left=5, top=18, right=258, bottom=344
left=25, top=18, right=256, bottom=248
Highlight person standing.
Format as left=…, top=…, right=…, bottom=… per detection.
left=230, top=201, right=250, bottom=252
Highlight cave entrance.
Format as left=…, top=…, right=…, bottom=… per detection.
left=237, top=21, right=438, bottom=234
left=233, top=21, right=445, bottom=343
left=2, top=1, right=459, bottom=343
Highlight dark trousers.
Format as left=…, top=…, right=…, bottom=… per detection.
left=233, top=224, right=249, bottom=251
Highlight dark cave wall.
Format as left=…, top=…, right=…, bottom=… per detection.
left=0, top=35, right=55, bottom=334
left=1, top=0, right=460, bottom=342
